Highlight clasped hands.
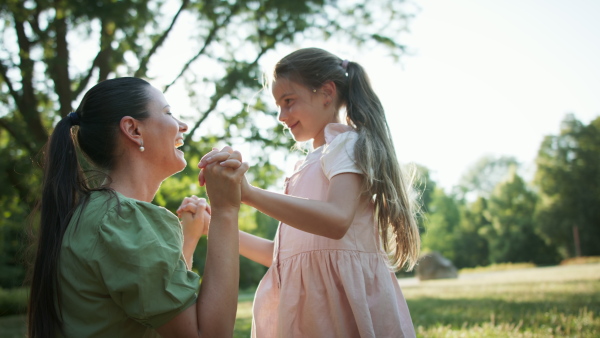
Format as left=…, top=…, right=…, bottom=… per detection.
left=175, top=146, right=248, bottom=241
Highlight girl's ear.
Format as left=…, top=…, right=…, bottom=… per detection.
left=120, top=116, right=143, bottom=147
left=320, top=81, right=337, bottom=106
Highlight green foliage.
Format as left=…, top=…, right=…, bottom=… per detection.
left=454, top=197, right=490, bottom=268
left=534, top=114, right=600, bottom=258
left=0, top=0, right=413, bottom=288
left=483, top=170, right=558, bottom=265
left=454, top=155, right=519, bottom=200
left=0, top=287, right=28, bottom=317
left=421, top=188, right=461, bottom=262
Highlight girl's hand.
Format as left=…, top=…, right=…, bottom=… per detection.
left=198, top=146, right=244, bottom=186
left=202, top=150, right=249, bottom=210
left=177, top=196, right=211, bottom=239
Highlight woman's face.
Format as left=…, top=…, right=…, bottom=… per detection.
left=141, top=86, right=188, bottom=177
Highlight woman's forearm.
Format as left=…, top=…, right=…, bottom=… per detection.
left=196, top=208, right=240, bottom=337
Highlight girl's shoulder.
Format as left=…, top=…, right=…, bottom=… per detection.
left=324, top=123, right=358, bottom=145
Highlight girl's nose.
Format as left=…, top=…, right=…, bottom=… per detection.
left=277, top=108, right=287, bottom=123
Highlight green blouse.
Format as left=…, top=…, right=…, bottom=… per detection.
left=58, top=190, right=200, bottom=337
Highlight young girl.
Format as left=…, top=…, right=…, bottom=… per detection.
left=202, top=47, right=420, bottom=337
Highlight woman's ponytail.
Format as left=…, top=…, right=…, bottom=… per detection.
left=28, top=115, right=87, bottom=337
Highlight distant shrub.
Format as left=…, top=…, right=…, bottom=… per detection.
left=0, top=287, right=28, bottom=316
left=459, top=262, right=536, bottom=274
left=560, top=256, right=600, bottom=265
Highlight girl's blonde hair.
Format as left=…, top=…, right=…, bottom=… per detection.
left=273, top=48, right=420, bottom=271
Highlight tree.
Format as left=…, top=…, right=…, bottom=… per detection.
left=421, top=187, right=461, bottom=263
left=483, top=170, right=557, bottom=265
left=454, top=197, right=490, bottom=268
left=534, top=114, right=600, bottom=258
left=454, top=155, right=519, bottom=200
left=0, top=0, right=415, bottom=287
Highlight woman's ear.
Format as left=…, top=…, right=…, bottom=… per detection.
left=120, top=116, right=143, bottom=147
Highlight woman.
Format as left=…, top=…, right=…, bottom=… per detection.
left=27, top=77, right=247, bottom=337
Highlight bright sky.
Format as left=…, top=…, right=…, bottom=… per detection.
left=151, top=0, right=600, bottom=190
left=371, top=0, right=600, bottom=189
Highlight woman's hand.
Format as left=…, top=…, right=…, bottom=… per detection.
left=201, top=148, right=249, bottom=210
left=177, top=196, right=210, bottom=270
left=177, top=196, right=211, bottom=238
left=199, top=146, right=254, bottom=204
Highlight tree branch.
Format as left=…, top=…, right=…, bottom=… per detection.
left=164, top=2, right=241, bottom=93
left=74, top=51, right=102, bottom=98
left=184, top=20, right=288, bottom=142
left=14, top=10, right=47, bottom=146
left=134, top=0, right=190, bottom=78
left=49, top=3, right=72, bottom=117
left=0, top=118, right=35, bottom=154
left=0, top=61, right=22, bottom=113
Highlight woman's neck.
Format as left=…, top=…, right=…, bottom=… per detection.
left=107, top=160, right=163, bottom=203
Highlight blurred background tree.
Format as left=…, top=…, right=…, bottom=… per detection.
left=0, top=0, right=415, bottom=288
left=534, top=114, right=600, bottom=259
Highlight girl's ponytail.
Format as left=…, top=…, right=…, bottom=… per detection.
left=28, top=114, right=88, bottom=337
left=345, top=62, right=421, bottom=271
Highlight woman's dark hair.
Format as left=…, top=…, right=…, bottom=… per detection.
left=273, top=48, right=421, bottom=271
left=28, top=77, right=151, bottom=337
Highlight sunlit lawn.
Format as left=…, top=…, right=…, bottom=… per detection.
left=1, top=263, right=599, bottom=338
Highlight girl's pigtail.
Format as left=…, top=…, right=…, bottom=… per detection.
left=28, top=114, right=87, bottom=338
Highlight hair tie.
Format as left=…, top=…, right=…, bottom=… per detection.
left=341, top=59, right=349, bottom=70
left=67, top=112, right=80, bottom=126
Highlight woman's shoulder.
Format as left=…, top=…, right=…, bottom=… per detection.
left=82, top=190, right=179, bottom=236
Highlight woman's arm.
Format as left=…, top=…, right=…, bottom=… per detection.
left=239, top=230, right=274, bottom=267
left=157, top=153, right=248, bottom=338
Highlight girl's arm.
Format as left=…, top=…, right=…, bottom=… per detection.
left=239, top=230, right=274, bottom=267
left=243, top=173, right=363, bottom=239
left=199, top=149, right=364, bottom=240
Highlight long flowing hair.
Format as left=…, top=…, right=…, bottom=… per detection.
left=27, top=77, right=151, bottom=337
left=273, top=48, right=420, bottom=270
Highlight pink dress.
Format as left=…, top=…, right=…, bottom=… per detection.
left=251, top=124, right=416, bottom=338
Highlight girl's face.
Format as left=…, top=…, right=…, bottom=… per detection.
left=272, top=78, right=338, bottom=148
left=141, top=86, right=189, bottom=177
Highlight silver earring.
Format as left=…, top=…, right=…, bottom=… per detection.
left=139, top=141, right=145, bottom=152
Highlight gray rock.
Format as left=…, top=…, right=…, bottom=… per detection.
left=416, top=251, right=458, bottom=281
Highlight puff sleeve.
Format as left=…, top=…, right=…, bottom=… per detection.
left=321, top=130, right=363, bottom=180
left=92, top=199, right=200, bottom=329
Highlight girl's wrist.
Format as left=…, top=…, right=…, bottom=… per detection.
left=242, top=185, right=257, bottom=206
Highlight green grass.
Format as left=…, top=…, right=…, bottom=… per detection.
left=403, top=263, right=600, bottom=337
left=2, top=263, right=599, bottom=337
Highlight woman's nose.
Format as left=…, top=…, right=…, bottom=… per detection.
left=179, top=120, right=188, bottom=133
